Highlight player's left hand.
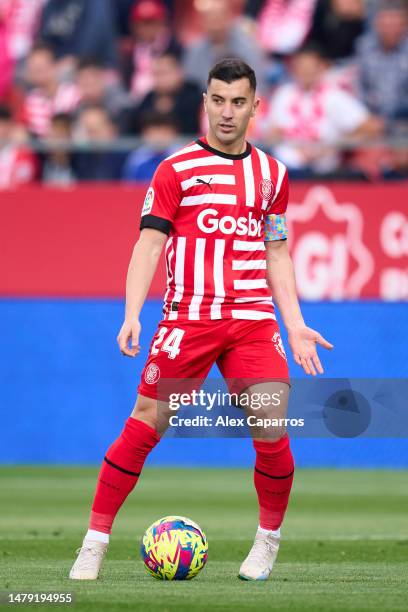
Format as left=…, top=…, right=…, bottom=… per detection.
left=287, top=326, right=333, bottom=376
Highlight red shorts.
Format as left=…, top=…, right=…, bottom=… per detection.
left=138, top=318, right=289, bottom=401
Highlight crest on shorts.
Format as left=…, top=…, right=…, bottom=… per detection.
left=142, top=187, right=154, bottom=216
left=272, top=331, right=286, bottom=361
left=259, top=178, right=273, bottom=201
left=145, top=362, right=160, bottom=384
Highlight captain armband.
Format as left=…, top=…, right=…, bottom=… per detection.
left=264, top=213, right=288, bottom=242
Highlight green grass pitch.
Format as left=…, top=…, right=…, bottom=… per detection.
left=0, top=467, right=407, bottom=611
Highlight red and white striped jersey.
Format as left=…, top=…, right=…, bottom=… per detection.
left=140, top=137, right=289, bottom=321
left=22, top=83, right=80, bottom=137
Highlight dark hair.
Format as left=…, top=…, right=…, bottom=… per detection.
left=139, top=111, right=179, bottom=131
left=29, top=41, right=55, bottom=59
left=79, top=104, right=116, bottom=125
left=294, top=41, right=329, bottom=61
left=156, top=51, right=181, bottom=65
left=207, top=58, right=257, bottom=91
left=378, top=0, right=408, bottom=12
left=78, top=56, right=104, bottom=71
left=0, top=104, right=12, bottom=121
left=51, top=113, right=74, bottom=129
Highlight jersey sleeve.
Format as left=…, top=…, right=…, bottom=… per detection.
left=139, top=160, right=181, bottom=235
left=264, top=163, right=289, bottom=242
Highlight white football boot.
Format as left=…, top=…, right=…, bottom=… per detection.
left=238, top=528, right=280, bottom=581
left=69, top=540, right=108, bottom=580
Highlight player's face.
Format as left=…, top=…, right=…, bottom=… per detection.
left=204, top=78, right=259, bottom=147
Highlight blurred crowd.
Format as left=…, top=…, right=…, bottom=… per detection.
left=0, top=0, right=407, bottom=188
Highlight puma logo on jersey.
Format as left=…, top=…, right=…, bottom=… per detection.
left=197, top=208, right=263, bottom=237
left=196, top=178, right=213, bottom=190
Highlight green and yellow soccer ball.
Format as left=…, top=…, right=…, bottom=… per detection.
left=141, top=515, right=208, bottom=580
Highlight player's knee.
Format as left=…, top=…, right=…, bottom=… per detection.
left=131, top=394, right=173, bottom=435
left=131, top=395, right=159, bottom=430
left=238, top=383, right=290, bottom=411
left=264, top=424, right=287, bottom=440
left=250, top=420, right=287, bottom=441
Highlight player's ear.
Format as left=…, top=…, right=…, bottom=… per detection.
left=251, top=96, right=260, bottom=118
left=203, top=92, right=208, bottom=114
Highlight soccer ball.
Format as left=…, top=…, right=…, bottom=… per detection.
left=141, top=515, right=208, bottom=580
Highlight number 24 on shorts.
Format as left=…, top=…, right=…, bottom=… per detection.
left=151, top=327, right=185, bottom=360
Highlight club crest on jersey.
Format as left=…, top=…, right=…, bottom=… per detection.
left=142, top=187, right=154, bottom=216
left=272, top=331, right=287, bottom=361
left=259, top=178, right=273, bottom=201
left=145, top=362, right=160, bottom=384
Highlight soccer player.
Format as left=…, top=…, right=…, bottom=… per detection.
left=70, top=58, right=332, bottom=581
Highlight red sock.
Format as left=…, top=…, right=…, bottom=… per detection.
left=89, top=417, right=160, bottom=534
left=253, top=435, right=295, bottom=531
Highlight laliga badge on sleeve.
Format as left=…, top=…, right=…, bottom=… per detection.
left=142, top=187, right=155, bottom=216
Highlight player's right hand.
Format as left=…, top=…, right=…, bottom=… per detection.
left=117, top=319, right=141, bottom=357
